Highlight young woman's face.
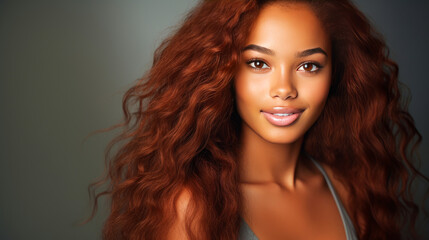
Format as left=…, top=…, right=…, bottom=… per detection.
left=234, top=2, right=332, bottom=144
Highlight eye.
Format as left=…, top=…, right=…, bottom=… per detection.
left=246, top=59, right=270, bottom=71
left=297, top=62, right=323, bottom=73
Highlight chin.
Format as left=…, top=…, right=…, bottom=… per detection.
left=259, top=130, right=305, bottom=145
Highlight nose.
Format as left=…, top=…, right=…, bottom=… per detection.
left=269, top=67, right=298, bottom=100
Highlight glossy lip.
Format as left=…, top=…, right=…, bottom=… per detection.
left=260, top=107, right=305, bottom=127
left=262, top=111, right=303, bottom=126
left=260, top=106, right=305, bottom=114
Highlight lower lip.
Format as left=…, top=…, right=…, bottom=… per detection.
left=262, top=111, right=303, bottom=126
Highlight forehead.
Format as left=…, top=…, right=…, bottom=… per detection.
left=245, top=2, right=331, bottom=56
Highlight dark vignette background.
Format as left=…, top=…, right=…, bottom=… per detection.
left=0, top=0, right=428, bottom=239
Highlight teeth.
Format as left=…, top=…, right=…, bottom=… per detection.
left=273, top=113, right=294, bottom=116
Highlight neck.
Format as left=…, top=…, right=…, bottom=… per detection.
left=238, top=124, right=305, bottom=192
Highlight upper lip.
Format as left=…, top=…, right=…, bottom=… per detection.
left=261, top=107, right=305, bottom=114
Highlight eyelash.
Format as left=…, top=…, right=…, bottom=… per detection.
left=245, top=58, right=323, bottom=74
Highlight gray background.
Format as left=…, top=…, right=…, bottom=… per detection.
left=0, top=0, right=428, bottom=239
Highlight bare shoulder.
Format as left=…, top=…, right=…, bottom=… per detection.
left=176, top=187, right=193, bottom=221
left=166, top=187, right=204, bottom=240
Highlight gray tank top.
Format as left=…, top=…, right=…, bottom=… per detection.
left=238, top=157, right=358, bottom=240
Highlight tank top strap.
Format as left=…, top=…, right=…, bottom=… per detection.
left=238, top=156, right=359, bottom=240
left=238, top=216, right=259, bottom=240
left=308, top=155, right=359, bottom=240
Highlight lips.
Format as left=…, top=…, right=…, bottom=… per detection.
left=261, top=107, right=305, bottom=126
left=261, top=107, right=305, bottom=114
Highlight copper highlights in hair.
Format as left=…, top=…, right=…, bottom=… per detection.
left=87, top=0, right=428, bottom=239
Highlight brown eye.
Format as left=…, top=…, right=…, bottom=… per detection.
left=303, top=63, right=313, bottom=71
left=247, top=59, right=269, bottom=70
left=298, top=62, right=322, bottom=73
left=254, top=61, right=264, bottom=68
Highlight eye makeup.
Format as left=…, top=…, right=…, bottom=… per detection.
left=245, top=57, right=324, bottom=74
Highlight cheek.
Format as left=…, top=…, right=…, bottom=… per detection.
left=300, top=76, right=331, bottom=111
left=234, top=71, right=268, bottom=113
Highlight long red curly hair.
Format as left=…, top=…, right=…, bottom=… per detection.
left=87, top=0, right=428, bottom=239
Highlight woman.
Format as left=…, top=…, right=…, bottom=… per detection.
left=88, top=0, right=428, bottom=239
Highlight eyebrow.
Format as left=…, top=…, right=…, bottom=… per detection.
left=241, top=44, right=328, bottom=58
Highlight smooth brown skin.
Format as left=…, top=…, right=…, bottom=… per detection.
left=235, top=3, right=348, bottom=240
left=168, top=3, right=351, bottom=240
